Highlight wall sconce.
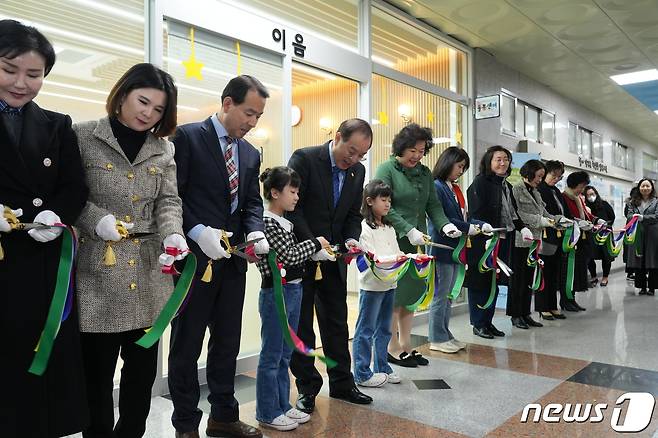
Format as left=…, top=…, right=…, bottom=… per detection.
left=319, top=117, right=333, bottom=136
left=291, top=105, right=302, bottom=127
left=398, top=104, right=412, bottom=124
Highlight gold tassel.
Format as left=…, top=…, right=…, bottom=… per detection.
left=201, top=260, right=213, bottom=283
left=0, top=239, right=4, bottom=261
left=557, top=230, right=562, bottom=237
left=466, top=236, right=472, bottom=248
left=103, top=243, right=117, bottom=266
left=315, top=262, right=323, bottom=281
left=543, top=229, right=547, bottom=239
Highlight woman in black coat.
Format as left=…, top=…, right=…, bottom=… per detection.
left=466, top=145, right=523, bottom=339
left=0, top=20, right=89, bottom=437
left=585, top=186, right=615, bottom=287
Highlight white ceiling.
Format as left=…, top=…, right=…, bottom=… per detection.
left=385, top=0, right=658, bottom=145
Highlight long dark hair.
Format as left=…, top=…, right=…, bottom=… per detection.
left=584, top=185, right=602, bottom=210
left=479, top=145, right=512, bottom=176
left=361, top=179, right=392, bottom=229
left=631, top=178, right=656, bottom=206
left=432, top=146, right=470, bottom=181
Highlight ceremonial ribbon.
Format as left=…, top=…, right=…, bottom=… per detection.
left=135, top=251, right=197, bottom=349
left=561, top=224, right=579, bottom=300
left=477, top=232, right=500, bottom=310
left=526, top=240, right=544, bottom=292
left=624, top=215, right=640, bottom=245
left=267, top=251, right=337, bottom=368
left=29, top=226, right=75, bottom=376
left=448, top=235, right=468, bottom=300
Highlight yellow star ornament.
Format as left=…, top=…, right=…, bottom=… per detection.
left=378, top=111, right=389, bottom=126
left=427, top=112, right=435, bottom=123
left=182, top=27, right=204, bottom=80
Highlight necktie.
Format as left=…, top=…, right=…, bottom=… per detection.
left=224, top=137, right=239, bottom=202
left=1, top=104, right=21, bottom=116
left=332, top=166, right=341, bottom=208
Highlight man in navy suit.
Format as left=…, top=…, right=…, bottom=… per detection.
left=169, top=75, right=270, bottom=438
left=287, top=119, right=373, bottom=413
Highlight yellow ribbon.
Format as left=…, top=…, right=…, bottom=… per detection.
left=103, top=222, right=130, bottom=266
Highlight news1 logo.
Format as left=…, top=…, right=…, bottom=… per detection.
left=520, top=392, right=655, bottom=432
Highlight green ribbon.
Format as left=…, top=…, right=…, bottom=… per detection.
left=448, top=235, right=467, bottom=300
left=404, top=258, right=436, bottom=311
left=28, top=228, right=74, bottom=376
left=135, top=254, right=198, bottom=349
left=477, top=232, right=499, bottom=310
left=562, top=227, right=577, bottom=300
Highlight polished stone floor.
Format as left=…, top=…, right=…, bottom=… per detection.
left=66, top=271, right=658, bottom=437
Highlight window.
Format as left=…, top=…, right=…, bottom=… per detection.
left=614, top=141, right=634, bottom=171
left=592, top=132, right=603, bottom=160
left=515, top=100, right=525, bottom=136
left=525, top=106, right=539, bottom=142
left=500, top=92, right=554, bottom=143
left=501, top=94, right=515, bottom=134
left=568, top=121, right=599, bottom=159
left=643, top=152, right=658, bottom=175
left=569, top=122, right=578, bottom=154
left=541, top=112, right=555, bottom=146
left=580, top=130, right=592, bottom=159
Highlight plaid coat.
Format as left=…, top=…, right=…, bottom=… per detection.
left=256, top=213, right=321, bottom=287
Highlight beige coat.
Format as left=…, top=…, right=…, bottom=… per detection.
left=512, top=181, right=562, bottom=248
left=74, top=117, right=184, bottom=333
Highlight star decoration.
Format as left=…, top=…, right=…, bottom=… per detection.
left=427, top=112, right=435, bottom=123
left=378, top=111, right=389, bottom=126
left=182, top=27, right=204, bottom=80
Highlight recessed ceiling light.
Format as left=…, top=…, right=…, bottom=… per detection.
left=611, top=69, right=658, bottom=85
left=655, top=110, right=658, bottom=115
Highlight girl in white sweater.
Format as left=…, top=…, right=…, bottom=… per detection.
left=353, top=180, right=405, bottom=387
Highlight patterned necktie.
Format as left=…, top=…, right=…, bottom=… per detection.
left=1, top=104, right=21, bottom=116
left=332, top=166, right=341, bottom=208
left=224, top=136, right=239, bottom=202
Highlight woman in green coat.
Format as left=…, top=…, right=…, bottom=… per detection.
left=375, top=124, right=461, bottom=367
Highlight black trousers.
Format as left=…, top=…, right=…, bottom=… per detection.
left=168, top=260, right=246, bottom=432
left=588, top=259, right=611, bottom=278
left=80, top=329, right=158, bottom=438
left=634, top=268, right=658, bottom=290
left=535, top=252, right=563, bottom=312
left=290, top=261, right=353, bottom=395
left=506, top=246, right=533, bottom=318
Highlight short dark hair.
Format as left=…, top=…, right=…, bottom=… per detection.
left=361, top=179, right=393, bottom=229
left=337, top=118, right=373, bottom=147
left=519, top=159, right=546, bottom=180
left=0, top=20, right=56, bottom=76
left=106, top=63, right=178, bottom=137
left=221, top=75, right=269, bottom=105
left=479, top=145, right=512, bottom=176
left=432, top=146, right=470, bottom=180
left=566, top=171, right=590, bottom=188
left=544, top=160, right=564, bottom=175
left=392, top=123, right=433, bottom=157
left=259, top=166, right=300, bottom=201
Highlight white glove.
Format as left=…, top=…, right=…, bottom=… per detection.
left=481, top=223, right=493, bottom=234
left=442, top=223, right=462, bottom=238
left=636, top=214, right=644, bottom=222
left=163, top=233, right=189, bottom=261
left=248, top=231, right=269, bottom=255
left=540, top=216, right=554, bottom=228
left=28, top=210, right=63, bottom=243
left=311, top=248, right=336, bottom=261
left=406, top=228, right=427, bottom=246
left=596, top=218, right=607, bottom=226
left=557, top=216, right=573, bottom=226
left=0, top=204, right=22, bottom=232
left=468, top=224, right=479, bottom=236
left=197, top=226, right=232, bottom=260
left=95, top=214, right=134, bottom=242
left=345, top=238, right=363, bottom=251
left=577, top=220, right=593, bottom=231
left=520, top=227, right=533, bottom=241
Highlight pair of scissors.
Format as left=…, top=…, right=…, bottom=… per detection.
left=220, top=231, right=263, bottom=262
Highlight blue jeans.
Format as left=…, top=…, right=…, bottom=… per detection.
left=352, top=289, right=394, bottom=383
left=429, top=262, right=456, bottom=343
left=256, top=283, right=302, bottom=423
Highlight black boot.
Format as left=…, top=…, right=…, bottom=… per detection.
left=511, top=316, right=529, bottom=329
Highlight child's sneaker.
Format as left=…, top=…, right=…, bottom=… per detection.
left=357, top=372, right=388, bottom=387
left=285, top=408, right=311, bottom=424
left=429, top=341, right=460, bottom=354
left=387, top=372, right=401, bottom=384
left=259, top=414, right=298, bottom=431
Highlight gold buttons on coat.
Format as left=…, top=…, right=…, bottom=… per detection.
left=133, top=238, right=140, bottom=244
left=128, top=259, right=136, bottom=266
left=124, top=215, right=132, bottom=222
left=106, top=163, right=114, bottom=170
left=131, top=195, right=139, bottom=202
left=127, top=172, right=135, bottom=179
left=129, top=283, right=137, bottom=290
left=148, top=166, right=157, bottom=175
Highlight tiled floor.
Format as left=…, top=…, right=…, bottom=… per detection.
left=65, top=272, right=658, bottom=437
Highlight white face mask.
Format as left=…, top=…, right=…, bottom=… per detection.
left=587, top=196, right=596, bottom=203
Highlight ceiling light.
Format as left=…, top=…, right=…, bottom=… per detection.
left=655, top=110, right=658, bottom=115
left=68, top=0, right=144, bottom=23
left=611, top=69, right=658, bottom=85
left=44, top=80, right=107, bottom=95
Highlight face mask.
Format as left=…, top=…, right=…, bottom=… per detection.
left=587, top=196, right=596, bottom=203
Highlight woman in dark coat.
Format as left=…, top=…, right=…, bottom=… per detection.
left=0, top=20, right=89, bottom=437
left=585, top=186, right=615, bottom=287
left=466, top=145, right=523, bottom=339
left=625, top=178, right=658, bottom=296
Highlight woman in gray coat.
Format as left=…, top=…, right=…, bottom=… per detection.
left=74, top=63, right=187, bottom=437
left=626, top=178, right=658, bottom=296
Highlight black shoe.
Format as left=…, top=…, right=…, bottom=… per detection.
left=488, top=324, right=505, bottom=337
left=649, top=290, right=655, bottom=296
left=539, top=312, right=554, bottom=320
left=574, top=301, right=586, bottom=311
left=387, top=352, right=418, bottom=367
left=330, top=386, right=373, bottom=405
left=295, top=393, right=316, bottom=414
left=511, top=317, right=529, bottom=329
left=472, top=326, right=494, bottom=339
left=550, top=311, right=567, bottom=320
left=560, top=301, right=577, bottom=312
left=410, top=350, right=429, bottom=366
left=639, top=288, right=648, bottom=295
left=523, top=315, right=543, bottom=327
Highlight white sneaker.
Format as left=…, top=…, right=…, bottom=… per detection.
left=285, top=408, right=310, bottom=424
left=429, top=341, right=460, bottom=354
left=259, top=414, right=298, bottom=431
left=450, top=338, right=467, bottom=350
left=357, top=372, right=388, bottom=387
left=387, top=372, right=401, bottom=384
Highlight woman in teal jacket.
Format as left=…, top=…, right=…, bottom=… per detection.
left=375, top=124, right=461, bottom=367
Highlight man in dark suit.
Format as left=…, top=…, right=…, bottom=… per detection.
left=287, top=118, right=373, bottom=413
left=169, top=75, right=270, bottom=438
